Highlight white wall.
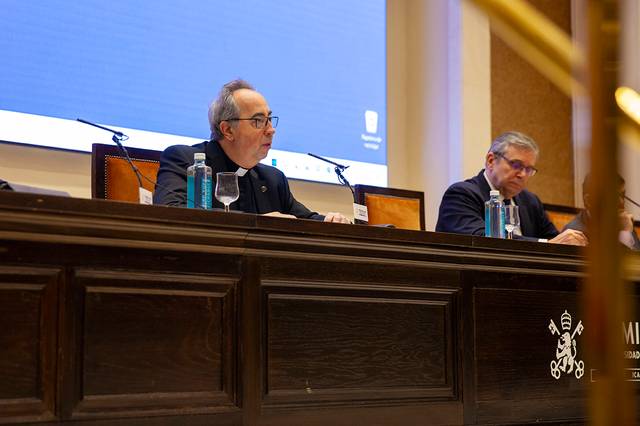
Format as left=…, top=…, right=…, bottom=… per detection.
left=0, top=0, right=492, bottom=230
left=392, top=0, right=490, bottom=229
left=0, top=142, right=91, bottom=197
left=619, top=0, right=640, bottom=218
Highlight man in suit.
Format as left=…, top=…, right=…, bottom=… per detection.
left=153, top=79, right=349, bottom=223
left=435, top=131, right=587, bottom=245
left=563, top=173, right=639, bottom=250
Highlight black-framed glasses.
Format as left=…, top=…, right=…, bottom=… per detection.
left=227, top=115, right=278, bottom=129
left=494, top=152, right=538, bottom=176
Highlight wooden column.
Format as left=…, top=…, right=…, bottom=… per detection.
left=584, top=0, right=635, bottom=424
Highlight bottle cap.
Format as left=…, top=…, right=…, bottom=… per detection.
left=194, top=153, right=206, bottom=161
left=489, top=190, right=500, bottom=197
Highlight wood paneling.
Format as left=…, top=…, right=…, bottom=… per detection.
left=0, top=191, right=610, bottom=425
left=475, top=287, right=586, bottom=424
left=65, top=270, right=238, bottom=420
left=263, top=283, right=458, bottom=407
left=0, top=266, right=59, bottom=423
left=469, top=269, right=585, bottom=424
left=491, top=0, right=574, bottom=205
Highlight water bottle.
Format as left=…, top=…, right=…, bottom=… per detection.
left=186, top=153, right=212, bottom=209
left=484, top=190, right=505, bottom=238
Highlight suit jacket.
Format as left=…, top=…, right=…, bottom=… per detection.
left=153, top=140, right=323, bottom=220
left=435, top=170, right=558, bottom=240
left=563, top=210, right=640, bottom=250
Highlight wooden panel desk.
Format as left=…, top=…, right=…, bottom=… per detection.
left=0, top=191, right=634, bottom=425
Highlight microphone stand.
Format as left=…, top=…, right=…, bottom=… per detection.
left=77, top=118, right=143, bottom=188
left=307, top=153, right=355, bottom=202
left=308, top=153, right=368, bottom=225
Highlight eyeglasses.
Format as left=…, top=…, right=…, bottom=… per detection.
left=494, top=152, right=538, bottom=176
left=227, top=115, right=279, bottom=129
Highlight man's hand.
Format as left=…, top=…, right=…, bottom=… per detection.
left=262, top=211, right=297, bottom=219
left=323, top=212, right=351, bottom=224
left=619, top=210, right=634, bottom=232
left=548, top=229, right=588, bottom=246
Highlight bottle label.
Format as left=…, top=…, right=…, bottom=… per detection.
left=187, top=174, right=195, bottom=208
left=485, top=204, right=491, bottom=237
left=187, top=164, right=212, bottom=209
left=203, top=175, right=212, bottom=209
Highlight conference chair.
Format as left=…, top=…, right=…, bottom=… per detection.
left=545, top=203, right=640, bottom=240
left=354, top=184, right=425, bottom=231
left=91, top=143, right=161, bottom=202
left=543, top=203, right=579, bottom=232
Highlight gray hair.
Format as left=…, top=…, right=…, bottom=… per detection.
left=488, top=131, right=539, bottom=157
left=208, top=79, right=255, bottom=141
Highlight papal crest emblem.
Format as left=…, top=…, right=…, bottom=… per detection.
left=548, top=310, right=585, bottom=380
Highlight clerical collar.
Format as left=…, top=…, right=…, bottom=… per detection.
left=214, top=140, right=251, bottom=176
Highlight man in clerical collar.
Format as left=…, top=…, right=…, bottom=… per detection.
left=435, top=131, right=587, bottom=245
left=154, top=79, right=349, bottom=223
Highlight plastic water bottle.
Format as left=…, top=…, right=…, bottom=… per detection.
left=186, top=153, right=212, bottom=209
left=484, top=190, right=505, bottom=238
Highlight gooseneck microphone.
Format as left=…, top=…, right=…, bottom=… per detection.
left=77, top=118, right=143, bottom=188
left=78, top=118, right=201, bottom=207
left=626, top=195, right=640, bottom=209
left=307, top=153, right=355, bottom=202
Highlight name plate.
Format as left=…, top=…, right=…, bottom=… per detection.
left=353, top=203, right=368, bottom=222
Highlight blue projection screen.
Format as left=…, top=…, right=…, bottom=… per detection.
left=0, top=1, right=387, bottom=186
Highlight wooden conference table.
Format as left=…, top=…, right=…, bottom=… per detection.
left=0, top=191, right=637, bottom=425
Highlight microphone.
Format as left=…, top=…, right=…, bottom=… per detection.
left=307, top=152, right=349, bottom=171
left=307, top=153, right=355, bottom=202
left=308, top=153, right=370, bottom=225
left=78, top=117, right=205, bottom=207
left=78, top=118, right=205, bottom=207
left=626, top=195, right=640, bottom=209
left=77, top=118, right=143, bottom=189
left=0, top=179, right=12, bottom=191
left=77, top=118, right=126, bottom=138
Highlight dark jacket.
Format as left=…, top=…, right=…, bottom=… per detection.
left=153, top=140, right=323, bottom=220
left=563, top=210, right=640, bottom=250
left=435, top=170, right=558, bottom=240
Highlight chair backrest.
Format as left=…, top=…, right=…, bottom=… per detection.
left=354, top=184, right=425, bottom=231
left=543, top=203, right=579, bottom=232
left=544, top=202, right=640, bottom=235
left=91, top=143, right=162, bottom=202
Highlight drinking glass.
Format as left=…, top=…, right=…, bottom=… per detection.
left=504, top=205, right=520, bottom=240
left=215, top=172, right=239, bottom=212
